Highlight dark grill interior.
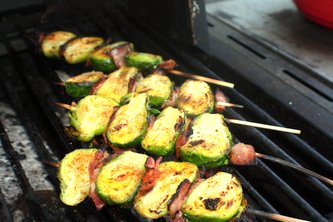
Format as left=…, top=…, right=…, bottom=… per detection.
left=0, top=1, right=332, bottom=221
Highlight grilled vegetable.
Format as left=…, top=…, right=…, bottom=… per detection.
left=179, top=113, right=232, bottom=168
left=125, top=52, right=163, bottom=72
left=93, top=67, right=141, bottom=103
left=41, top=31, right=76, bottom=58
left=61, top=37, right=104, bottom=64
left=106, top=93, right=148, bottom=148
left=177, top=80, right=214, bottom=116
left=141, top=107, right=185, bottom=156
left=96, top=151, right=148, bottom=205
left=135, top=73, right=173, bottom=107
left=89, top=41, right=134, bottom=72
left=182, top=172, right=245, bottom=222
left=68, top=95, right=118, bottom=142
left=65, top=71, right=105, bottom=97
left=134, top=161, right=198, bottom=219
left=58, top=149, right=99, bottom=206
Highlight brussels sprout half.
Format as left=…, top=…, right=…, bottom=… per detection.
left=65, top=71, right=105, bottom=98
left=125, top=52, right=163, bottom=72
left=94, top=67, right=140, bottom=103
left=96, top=151, right=148, bottom=205
left=134, top=161, right=198, bottom=219
left=106, top=93, right=148, bottom=148
left=183, top=172, right=244, bottom=222
left=68, top=95, right=118, bottom=142
left=177, top=80, right=214, bottom=116
left=142, top=107, right=185, bottom=156
left=135, top=73, right=173, bottom=107
left=61, top=37, right=104, bottom=64
left=41, top=31, right=76, bottom=59
left=179, top=113, right=232, bottom=168
left=58, top=149, right=98, bottom=206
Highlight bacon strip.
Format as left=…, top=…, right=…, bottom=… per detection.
left=88, top=150, right=110, bottom=210
left=214, top=88, right=229, bottom=112
left=162, top=87, right=179, bottom=109
left=168, top=179, right=191, bottom=219
left=158, top=59, right=177, bottom=70
left=229, top=143, right=256, bottom=166
left=90, top=76, right=107, bottom=95
left=136, top=157, right=162, bottom=200
left=175, top=118, right=192, bottom=159
left=107, top=44, right=132, bottom=68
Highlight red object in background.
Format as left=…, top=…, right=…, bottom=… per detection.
left=293, top=0, right=333, bottom=29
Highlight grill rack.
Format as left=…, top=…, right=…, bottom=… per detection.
left=0, top=3, right=332, bottom=221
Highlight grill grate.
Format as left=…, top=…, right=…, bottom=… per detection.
left=0, top=3, right=332, bottom=222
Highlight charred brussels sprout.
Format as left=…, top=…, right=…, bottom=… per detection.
left=94, top=67, right=140, bottom=103
left=58, top=149, right=98, bottom=206
left=135, top=73, right=173, bottom=107
left=61, top=37, right=104, bottom=64
left=41, top=31, right=76, bottom=59
left=177, top=80, right=214, bottom=116
left=68, top=95, right=118, bottom=142
left=125, top=52, right=163, bottom=72
left=182, top=172, right=244, bottom=222
left=96, top=151, right=148, bottom=205
left=179, top=113, right=232, bottom=168
left=134, top=161, right=198, bottom=219
left=142, top=107, right=185, bottom=156
left=65, top=71, right=105, bottom=98
left=106, top=93, right=148, bottom=148
left=89, top=41, right=134, bottom=72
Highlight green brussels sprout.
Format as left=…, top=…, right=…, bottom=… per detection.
left=125, top=52, right=163, bottom=72
left=96, top=151, right=148, bottom=205
left=183, top=172, right=244, bottom=222
left=94, top=67, right=141, bottom=103
left=136, top=73, right=173, bottom=107
left=41, top=31, right=76, bottom=58
left=142, top=107, right=185, bottom=156
left=61, top=37, right=104, bottom=64
left=106, top=93, right=148, bottom=148
left=68, top=95, right=118, bottom=142
left=58, top=149, right=98, bottom=206
left=179, top=113, right=232, bottom=168
left=65, top=71, right=105, bottom=98
left=177, top=80, right=214, bottom=116
left=134, top=161, right=198, bottom=219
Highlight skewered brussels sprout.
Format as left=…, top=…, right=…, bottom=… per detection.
left=179, top=113, right=232, bottom=168
left=58, top=149, right=98, bottom=206
left=89, top=41, right=134, bottom=72
left=93, top=67, right=140, bottom=103
left=177, top=80, right=214, bottom=116
left=65, top=71, right=105, bottom=98
left=142, top=107, right=185, bottom=156
left=134, top=161, right=198, bottom=219
left=106, top=93, right=148, bottom=148
left=68, top=95, right=118, bottom=142
left=182, top=172, right=245, bottom=222
left=41, top=31, right=76, bottom=58
left=96, top=151, right=148, bottom=205
left=61, top=37, right=104, bottom=64
left=125, top=52, right=163, bottom=72
left=135, top=73, right=173, bottom=107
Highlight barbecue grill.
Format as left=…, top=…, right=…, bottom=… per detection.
left=0, top=0, right=332, bottom=221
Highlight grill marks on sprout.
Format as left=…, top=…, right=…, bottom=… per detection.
left=203, top=198, right=220, bottom=211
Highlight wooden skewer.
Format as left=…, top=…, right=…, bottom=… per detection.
left=55, top=102, right=72, bottom=110
left=247, top=209, right=310, bottom=222
left=225, top=118, right=301, bottom=134
left=43, top=160, right=60, bottom=168
left=54, top=82, right=65, bottom=86
left=168, top=69, right=234, bottom=88
left=256, top=152, right=333, bottom=186
left=216, top=101, right=244, bottom=108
